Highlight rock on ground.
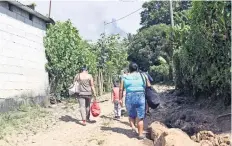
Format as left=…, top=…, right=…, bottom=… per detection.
left=149, top=121, right=200, bottom=146
left=191, top=131, right=231, bottom=146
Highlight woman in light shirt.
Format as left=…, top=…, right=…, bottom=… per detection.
left=119, top=62, right=150, bottom=140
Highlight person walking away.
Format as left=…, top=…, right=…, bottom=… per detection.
left=119, top=62, right=150, bottom=140
left=74, top=66, right=97, bottom=126
left=111, top=82, right=121, bottom=119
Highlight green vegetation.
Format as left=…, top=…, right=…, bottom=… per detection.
left=1, top=0, right=229, bottom=143
left=173, top=1, right=231, bottom=105
left=0, top=105, right=49, bottom=139
left=127, top=1, right=231, bottom=105
left=44, top=21, right=127, bottom=98
left=44, top=20, right=96, bottom=99
left=93, top=34, right=128, bottom=94
left=127, top=24, right=171, bottom=72
left=149, top=63, right=169, bottom=83
left=140, top=1, right=191, bottom=28
left=44, top=1, right=231, bottom=105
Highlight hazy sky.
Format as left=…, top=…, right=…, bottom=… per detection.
left=18, top=0, right=145, bottom=40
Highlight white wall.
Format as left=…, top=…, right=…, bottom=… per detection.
left=0, top=5, right=49, bottom=99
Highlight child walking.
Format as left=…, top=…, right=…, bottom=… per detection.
left=111, top=82, right=121, bottom=119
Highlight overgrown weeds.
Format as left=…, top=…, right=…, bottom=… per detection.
left=0, top=104, right=49, bottom=140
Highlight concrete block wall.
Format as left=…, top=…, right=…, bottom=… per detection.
left=0, top=4, right=49, bottom=100
left=0, top=3, right=46, bottom=30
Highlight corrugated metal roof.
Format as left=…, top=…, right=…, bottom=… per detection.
left=5, top=0, right=54, bottom=24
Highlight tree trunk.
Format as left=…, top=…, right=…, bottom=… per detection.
left=98, top=70, right=102, bottom=95
left=94, top=74, right=98, bottom=96
left=169, top=65, right=173, bottom=81
left=107, top=74, right=112, bottom=92
left=99, top=69, right=103, bottom=95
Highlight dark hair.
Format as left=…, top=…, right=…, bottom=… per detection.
left=129, top=62, right=138, bottom=73
left=80, top=65, right=88, bottom=72
left=113, top=81, right=119, bottom=87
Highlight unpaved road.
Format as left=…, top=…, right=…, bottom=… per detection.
left=0, top=85, right=230, bottom=146
left=0, top=94, right=153, bottom=146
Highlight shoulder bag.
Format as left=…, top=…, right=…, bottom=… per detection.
left=68, top=74, right=80, bottom=95
left=139, top=73, right=160, bottom=109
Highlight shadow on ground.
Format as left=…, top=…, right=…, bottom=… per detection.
left=100, top=126, right=136, bottom=138
left=98, top=99, right=109, bottom=103
left=100, top=115, right=130, bottom=127
left=100, top=126, right=153, bottom=145
left=59, top=115, right=87, bottom=126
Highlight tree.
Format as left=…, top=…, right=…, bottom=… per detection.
left=137, top=1, right=192, bottom=81
left=173, top=1, right=231, bottom=104
left=140, top=1, right=191, bottom=29
left=127, top=24, right=171, bottom=72
left=44, top=20, right=97, bottom=98
left=93, top=34, right=128, bottom=95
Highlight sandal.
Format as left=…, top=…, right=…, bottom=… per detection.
left=82, top=120, right=86, bottom=126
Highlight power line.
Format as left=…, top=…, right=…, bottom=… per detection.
left=104, top=7, right=143, bottom=25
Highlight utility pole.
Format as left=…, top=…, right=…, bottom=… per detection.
left=169, top=0, right=174, bottom=81
left=48, top=0, right=51, bottom=18
left=169, top=0, right=174, bottom=27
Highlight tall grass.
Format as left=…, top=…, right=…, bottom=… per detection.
left=0, top=104, right=49, bottom=139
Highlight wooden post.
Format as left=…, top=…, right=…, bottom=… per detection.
left=170, top=0, right=174, bottom=27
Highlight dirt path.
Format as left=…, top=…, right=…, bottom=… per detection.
left=0, top=85, right=230, bottom=146
left=0, top=94, right=153, bottom=146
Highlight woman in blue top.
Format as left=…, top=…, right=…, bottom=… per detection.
left=119, top=62, right=150, bottom=140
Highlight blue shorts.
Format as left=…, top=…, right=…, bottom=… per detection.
left=125, top=92, right=145, bottom=119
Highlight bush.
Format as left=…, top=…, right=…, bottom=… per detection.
left=44, top=20, right=97, bottom=99
left=173, top=1, right=231, bottom=105
left=149, top=63, right=169, bottom=83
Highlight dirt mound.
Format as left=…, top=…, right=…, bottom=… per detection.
left=149, top=121, right=168, bottom=141
left=148, top=122, right=231, bottom=146
left=149, top=85, right=231, bottom=136
left=191, top=131, right=231, bottom=146
left=149, top=121, right=200, bottom=146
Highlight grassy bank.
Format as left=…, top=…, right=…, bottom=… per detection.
left=0, top=105, right=49, bottom=140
